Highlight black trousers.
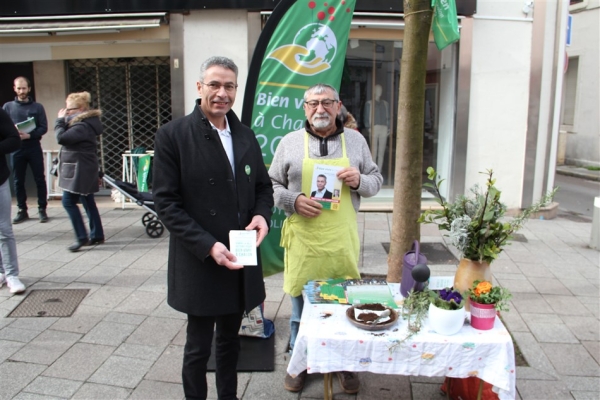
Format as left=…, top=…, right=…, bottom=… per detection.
left=183, top=312, right=244, bottom=400
left=11, top=145, right=47, bottom=210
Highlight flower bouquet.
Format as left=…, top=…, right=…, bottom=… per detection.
left=467, top=280, right=512, bottom=330
left=428, top=287, right=466, bottom=335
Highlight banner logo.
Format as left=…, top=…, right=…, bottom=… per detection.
left=267, top=23, right=338, bottom=76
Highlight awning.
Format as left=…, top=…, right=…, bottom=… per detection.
left=0, top=12, right=166, bottom=36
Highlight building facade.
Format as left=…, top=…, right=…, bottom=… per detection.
left=0, top=0, right=569, bottom=209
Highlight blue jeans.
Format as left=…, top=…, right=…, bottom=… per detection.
left=0, top=180, right=19, bottom=276
left=62, top=191, right=104, bottom=242
left=289, top=294, right=304, bottom=352
left=11, top=145, right=48, bottom=210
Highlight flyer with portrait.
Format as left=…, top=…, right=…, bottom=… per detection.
left=309, top=164, right=343, bottom=211
left=15, top=117, right=36, bottom=134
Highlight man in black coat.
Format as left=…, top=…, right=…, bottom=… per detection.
left=153, top=56, right=273, bottom=400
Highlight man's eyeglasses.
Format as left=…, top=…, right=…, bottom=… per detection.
left=201, top=82, right=238, bottom=92
left=304, top=99, right=338, bottom=109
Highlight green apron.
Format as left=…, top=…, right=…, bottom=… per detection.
left=281, top=133, right=360, bottom=297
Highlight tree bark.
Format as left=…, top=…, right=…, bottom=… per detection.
left=387, top=0, right=433, bottom=282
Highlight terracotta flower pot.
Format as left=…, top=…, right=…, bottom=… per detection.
left=428, top=303, right=466, bottom=336
left=454, top=258, right=491, bottom=311
left=469, top=300, right=497, bottom=330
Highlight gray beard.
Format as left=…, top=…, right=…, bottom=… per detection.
left=312, top=114, right=330, bottom=129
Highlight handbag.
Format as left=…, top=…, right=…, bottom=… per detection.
left=238, top=303, right=275, bottom=338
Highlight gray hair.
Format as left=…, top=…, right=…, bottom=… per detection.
left=304, top=83, right=340, bottom=101
left=199, top=56, right=238, bottom=81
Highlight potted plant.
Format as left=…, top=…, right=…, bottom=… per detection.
left=419, top=167, right=555, bottom=309
left=466, top=280, right=512, bottom=330
left=428, top=287, right=466, bottom=335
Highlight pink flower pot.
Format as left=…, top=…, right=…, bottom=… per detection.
left=470, top=301, right=497, bottom=330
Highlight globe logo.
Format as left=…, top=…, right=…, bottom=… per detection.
left=266, top=23, right=338, bottom=76
left=294, top=23, right=337, bottom=66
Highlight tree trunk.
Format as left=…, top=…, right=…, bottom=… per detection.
left=387, top=0, right=433, bottom=282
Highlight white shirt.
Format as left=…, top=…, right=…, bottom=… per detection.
left=211, top=117, right=235, bottom=176
left=314, top=189, right=326, bottom=198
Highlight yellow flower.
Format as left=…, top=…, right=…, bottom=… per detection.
left=474, top=281, right=492, bottom=296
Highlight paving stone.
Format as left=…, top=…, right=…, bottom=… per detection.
left=129, top=379, right=184, bottom=399
left=526, top=322, right=579, bottom=343
left=114, top=343, right=166, bottom=361
left=72, top=382, right=131, bottom=399
left=409, top=382, right=444, bottom=400
left=113, top=290, right=165, bottom=315
left=77, top=265, right=125, bottom=285
left=145, top=344, right=183, bottom=384
left=12, top=392, right=63, bottom=400
left=171, top=324, right=186, bottom=346
left=9, top=317, right=59, bottom=332
left=520, top=312, right=563, bottom=324
left=517, top=379, right=572, bottom=399
left=0, top=339, right=24, bottom=363
left=571, top=390, right=600, bottom=399
left=0, top=360, right=47, bottom=399
left=80, top=286, right=134, bottom=309
left=0, top=327, right=40, bottom=343
left=88, top=355, right=154, bottom=388
left=23, top=376, right=82, bottom=398
left=541, top=343, right=600, bottom=376
left=529, top=277, right=572, bottom=295
left=150, top=299, right=187, bottom=320
left=80, top=321, right=137, bottom=346
left=559, top=315, right=600, bottom=341
left=495, top=277, right=537, bottom=294
left=543, top=294, right=590, bottom=316
left=511, top=332, right=558, bottom=377
left=137, top=270, right=167, bottom=293
left=9, top=330, right=81, bottom=365
left=50, top=312, right=105, bottom=334
left=581, top=341, right=600, bottom=365
left=42, top=342, right=115, bottom=381
left=103, top=311, right=147, bottom=326
left=126, top=316, right=185, bottom=347
left=107, top=268, right=155, bottom=288
left=242, top=363, right=300, bottom=400
left=561, top=278, right=600, bottom=297
left=511, top=293, right=555, bottom=314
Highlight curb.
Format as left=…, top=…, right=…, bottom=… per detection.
left=556, top=168, right=600, bottom=182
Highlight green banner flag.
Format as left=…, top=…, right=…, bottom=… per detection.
left=432, top=0, right=460, bottom=50
left=242, top=0, right=356, bottom=277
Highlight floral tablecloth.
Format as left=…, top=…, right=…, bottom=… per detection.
left=287, top=292, right=516, bottom=400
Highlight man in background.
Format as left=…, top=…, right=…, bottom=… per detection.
left=2, top=76, right=49, bottom=223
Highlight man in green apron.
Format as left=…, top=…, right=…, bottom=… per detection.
left=269, top=83, right=383, bottom=394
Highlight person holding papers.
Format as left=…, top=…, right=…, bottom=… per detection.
left=2, top=77, right=49, bottom=224
left=269, top=83, right=382, bottom=394
left=153, top=56, right=273, bottom=400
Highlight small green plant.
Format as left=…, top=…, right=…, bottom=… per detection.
left=467, top=280, right=512, bottom=312
left=401, top=289, right=431, bottom=333
left=429, top=287, right=464, bottom=310
left=419, top=167, right=557, bottom=264
left=586, top=166, right=600, bottom=171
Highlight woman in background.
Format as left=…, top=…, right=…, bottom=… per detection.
left=55, top=91, right=105, bottom=252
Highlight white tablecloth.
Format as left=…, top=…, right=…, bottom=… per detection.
left=287, top=293, right=516, bottom=400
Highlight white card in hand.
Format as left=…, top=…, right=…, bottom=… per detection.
left=229, top=230, right=257, bottom=266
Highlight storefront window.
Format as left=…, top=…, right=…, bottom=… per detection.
left=341, top=39, right=457, bottom=201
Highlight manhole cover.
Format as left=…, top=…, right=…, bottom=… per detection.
left=382, top=242, right=458, bottom=265
left=8, top=289, right=89, bottom=318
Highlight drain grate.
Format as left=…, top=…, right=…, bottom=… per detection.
left=8, top=289, right=90, bottom=318
left=382, top=242, right=458, bottom=265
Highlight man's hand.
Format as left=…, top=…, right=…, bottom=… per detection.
left=245, top=215, right=269, bottom=247
left=337, top=167, right=361, bottom=190
left=18, top=131, right=30, bottom=140
left=294, top=194, right=323, bottom=218
left=209, top=242, right=243, bottom=270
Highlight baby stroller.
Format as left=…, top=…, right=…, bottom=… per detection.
left=102, top=174, right=165, bottom=238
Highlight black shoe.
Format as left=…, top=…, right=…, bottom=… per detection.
left=68, top=240, right=89, bottom=252
left=12, top=209, right=29, bottom=224
left=86, top=238, right=105, bottom=246
left=39, top=208, right=48, bottom=223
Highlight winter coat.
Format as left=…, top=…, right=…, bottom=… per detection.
left=153, top=102, right=274, bottom=316
left=55, top=110, right=102, bottom=195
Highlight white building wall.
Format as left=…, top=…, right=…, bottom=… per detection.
left=466, top=1, right=533, bottom=207
left=182, top=10, right=252, bottom=117
left=565, top=4, right=600, bottom=166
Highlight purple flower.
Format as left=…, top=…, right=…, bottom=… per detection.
left=433, top=288, right=464, bottom=310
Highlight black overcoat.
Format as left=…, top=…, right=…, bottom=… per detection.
left=153, top=102, right=274, bottom=316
